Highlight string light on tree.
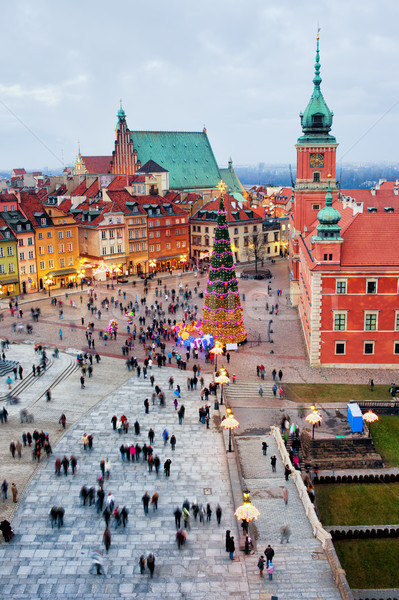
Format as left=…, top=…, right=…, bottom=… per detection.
left=201, top=181, right=247, bottom=345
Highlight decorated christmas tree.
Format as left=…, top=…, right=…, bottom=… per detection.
left=201, top=182, right=247, bottom=345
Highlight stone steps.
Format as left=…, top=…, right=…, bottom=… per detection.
left=225, top=381, right=276, bottom=399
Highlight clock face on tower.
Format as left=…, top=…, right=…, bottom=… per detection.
left=310, top=152, right=324, bottom=168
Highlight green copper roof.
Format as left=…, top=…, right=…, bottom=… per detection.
left=116, top=106, right=126, bottom=131
left=314, top=179, right=343, bottom=241
left=129, top=131, right=221, bottom=191
left=219, top=158, right=245, bottom=196
left=297, top=37, right=336, bottom=145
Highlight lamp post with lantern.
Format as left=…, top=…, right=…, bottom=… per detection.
left=215, top=371, right=230, bottom=405
left=222, top=410, right=239, bottom=452
left=363, top=410, right=379, bottom=438
left=44, top=275, right=54, bottom=297
left=212, top=343, right=223, bottom=373
left=306, top=409, right=323, bottom=440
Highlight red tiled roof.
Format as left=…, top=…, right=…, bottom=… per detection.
left=58, top=199, right=72, bottom=212
left=191, top=194, right=263, bottom=223
left=340, top=213, right=399, bottom=266
left=81, top=156, right=112, bottom=174
left=106, top=175, right=144, bottom=191
left=341, top=182, right=399, bottom=212
left=13, top=169, right=26, bottom=175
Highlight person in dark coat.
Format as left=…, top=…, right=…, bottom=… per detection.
left=103, top=507, right=111, bottom=527
left=139, top=555, right=146, bottom=574
left=70, top=455, right=77, bottom=475
left=264, top=544, right=275, bottom=567
left=103, top=527, right=111, bottom=553
left=227, top=536, right=235, bottom=560
left=147, top=553, right=155, bottom=578
left=111, top=415, right=117, bottom=430
left=61, top=455, right=69, bottom=476
left=174, top=507, right=182, bottom=529
left=164, top=459, right=172, bottom=477
left=134, top=420, right=140, bottom=435
left=142, top=492, right=150, bottom=515
left=170, top=435, right=176, bottom=451
left=148, top=428, right=155, bottom=444
left=225, top=530, right=231, bottom=552
left=121, top=506, right=129, bottom=527
left=216, top=504, right=222, bottom=525
left=56, top=506, right=65, bottom=528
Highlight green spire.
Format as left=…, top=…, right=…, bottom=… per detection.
left=116, top=101, right=126, bottom=131
left=313, top=177, right=343, bottom=241
left=298, top=35, right=335, bottom=144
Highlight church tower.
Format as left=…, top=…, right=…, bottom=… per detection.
left=110, top=105, right=140, bottom=175
left=290, top=35, right=338, bottom=304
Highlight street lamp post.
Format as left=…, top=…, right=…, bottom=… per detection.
left=306, top=410, right=323, bottom=440
left=234, top=489, right=260, bottom=523
left=363, top=410, right=379, bottom=438
left=222, top=411, right=239, bottom=452
left=44, top=276, right=53, bottom=297
left=212, top=344, right=223, bottom=373
left=215, top=372, right=230, bottom=405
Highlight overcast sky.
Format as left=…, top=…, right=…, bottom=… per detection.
left=1, top=0, right=399, bottom=172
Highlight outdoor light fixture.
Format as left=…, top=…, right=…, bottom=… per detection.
left=221, top=412, right=239, bottom=452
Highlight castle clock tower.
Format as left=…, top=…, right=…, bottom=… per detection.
left=290, top=36, right=338, bottom=304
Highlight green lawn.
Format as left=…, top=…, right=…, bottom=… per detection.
left=372, top=415, right=399, bottom=467
left=316, top=483, right=399, bottom=526
left=335, top=539, right=399, bottom=588
left=285, top=382, right=391, bottom=403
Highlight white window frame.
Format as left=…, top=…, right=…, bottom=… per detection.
left=334, top=341, right=346, bottom=355
left=366, top=279, right=378, bottom=294
left=364, top=311, right=378, bottom=331
left=336, top=279, right=347, bottom=294
left=363, top=341, right=375, bottom=355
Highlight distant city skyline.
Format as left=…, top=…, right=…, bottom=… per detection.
left=1, top=0, right=398, bottom=171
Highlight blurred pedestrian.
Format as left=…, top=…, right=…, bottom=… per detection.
left=103, top=527, right=111, bottom=553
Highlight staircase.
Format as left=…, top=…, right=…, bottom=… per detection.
left=301, top=430, right=384, bottom=470
left=0, top=360, right=19, bottom=377
left=225, top=380, right=276, bottom=400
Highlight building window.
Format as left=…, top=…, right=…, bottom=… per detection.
left=0, top=264, right=5, bottom=274
left=141, top=242, right=147, bottom=251
left=41, top=218, right=46, bottom=225
left=47, top=245, right=53, bottom=254
left=150, top=245, right=154, bottom=253
left=48, top=259, right=54, bottom=269
left=141, top=218, right=146, bottom=224
left=117, top=245, right=122, bottom=253
left=394, top=342, right=399, bottom=355
left=117, top=229, right=122, bottom=238
left=366, top=279, right=377, bottom=294
left=27, top=237, right=33, bottom=245
left=156, top=231, right=160, bottom=238
left=264, top=233, right=268, bottom=243
left=18, top=239, right=24, bottom=247
left=29, top=264, right=35, bottom=273
left=274, top=232, right=279, bottom=242
left=110, top=246, right=114, bottom=254
left=156, top=244, right=160, bottom=251
left=323, top=253, right=333, bottom=261
left=101, top=231, right=107, bottom=239
left=176, top=229, right=180, bottom=235
left=155, top=220, right=160, bottom=227
left=129, top=244, right=133, bottom=253
left=59, top=244, right=64, bottom=253
left=141, top=228, right=146, bottom=237
left=47, top=231, right=52, bottom=238
left=364, top=341, right=375, bottom=355
left=19, top=252, right=25, bottom=261
left=21, top=266, right=26, bottom=275
left=109, top=230, right=114, bottom=239
left=102, top=247, right=107, bottom=255
left=8, top=263, right=15, bottom=273
left=60, top=258, right=65, bottom=267
left=128, top=230, right=134, bottom=240
left=313, top=172, right=320, bottom=182
left=58, top=231, right=63, bottom=239
left=234, top=228, right=238, bottom=235
left=182, top=241, right=186, bottom=247
left=253, top=225, right=257, bottom=232
left=39, top=261, right=45, bottom=270
left=336, top=280, right=347, bottom=294
left=28, top=251, right=34, bottom=259
left=365, top=312, right=378, bottom=331
left=166, top=243, right=171, bottom=250
left=68, top=257, right=73, bottom=266
left=396, top=312, right=399, bottom=331
left=166, top=230, right=170, bottom=237
left=39, top=246, right=44, bottom=255
left=149, top=232, right=154, bottom=239
left=135, top=243, right=140, bottom=252
left=67, top=244, right=72, bottom=252
left=335, top=342, right=346, bottom=355
left=7, top=246, right=13, bottom=256
left=333, top=313, right=346, bottom=331
left=312, top=204, right=321, bottom=210
left=176, top=242, right=181, bottom=249
left=181, top=228, right=185, bottom=234
left=66, top=230, right=71, bottom=238
left=38, top=232, right=43, bottom=239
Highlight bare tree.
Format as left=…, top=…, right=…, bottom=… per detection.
left=246, top=232, right=268, bottom=274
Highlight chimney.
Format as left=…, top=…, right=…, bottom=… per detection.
left=394, top=187, right=399, bottom=196
left=370, top=188, right=376, bottom=196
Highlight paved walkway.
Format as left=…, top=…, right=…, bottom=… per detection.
left=0, top=349, right=342, bottom=600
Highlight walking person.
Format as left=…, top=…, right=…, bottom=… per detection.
left=257, top=555, right=266, bottom=577
left=271, top=455, right=277, bottom=472
left=103, top=527, right=111, bottom=553
left=280, top=524, right=291, bottom=543
left=284, top=464, right=292, bottom=481
left=262, top=441, right=268, bottom=455
left=283, top=487, right=289, bottom=505
left=139, top=555, right=146, bottom=574
left=151, top=492, right=159, bottom=511
left=227, top=535, right=235, bottom=560
left=278, top=369, right=283, bottom=381
left=216, top=504, right=222, bottom=525
left=265, top=544, right=275, bottom=567
left=11, top=482, right=18, bottom=503
left=164, top=458, right=172, bottom=477
left=1, top=480, right=8, bottom=502
left=258, top=384, right=263, bottom=397
left=147, top=553, right=155, bottom=578
left=142, top=492, right=150, bottom=515
left=174, top=507, right=182, bottom=529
